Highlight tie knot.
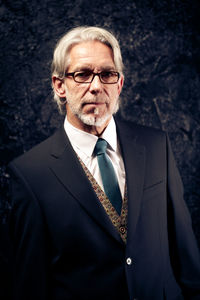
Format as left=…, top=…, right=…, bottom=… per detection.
left=94, top=138, right=108, bottom=156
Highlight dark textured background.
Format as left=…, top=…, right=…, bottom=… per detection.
left=0, top=0, right=200, bottom=298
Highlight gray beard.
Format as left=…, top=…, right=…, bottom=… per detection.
left=76, top=102, right=119, bottom=127
left=66, top=93, right=119, bottom=127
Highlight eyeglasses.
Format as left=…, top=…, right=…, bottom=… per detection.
left=65, top=70, right=120, bottom=84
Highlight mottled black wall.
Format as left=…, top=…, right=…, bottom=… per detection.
left=0, top=0, right=200, bottom=298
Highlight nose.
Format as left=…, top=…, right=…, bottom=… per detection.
left=89, top=74, right=103, bottom=94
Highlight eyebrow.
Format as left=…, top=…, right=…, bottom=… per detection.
left=72, top=65, right=116, bottom=72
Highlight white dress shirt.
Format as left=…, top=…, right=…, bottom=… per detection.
left=64, top=116, right=126, bottom=197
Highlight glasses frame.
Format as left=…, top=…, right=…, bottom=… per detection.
left=65, top=71, right=120, bottom=84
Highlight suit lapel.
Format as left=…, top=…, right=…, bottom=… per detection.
left=49, top=128, right=123, bottom=244
left=116, top=119, right=146, bottom=244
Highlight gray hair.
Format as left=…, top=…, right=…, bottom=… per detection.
left=51, top=26, right=124, bottom=114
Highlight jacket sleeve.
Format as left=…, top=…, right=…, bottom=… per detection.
left=9, top=162, right=48, bottom=300
left=166, top=134, right=200, bottom=300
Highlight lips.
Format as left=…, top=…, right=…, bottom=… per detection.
left=82, top=101, right=106, bottom=108
left=84, top=103, right=106, bottom=111
left=87, top=102, right=105, bottom=105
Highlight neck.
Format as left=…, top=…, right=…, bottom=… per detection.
left=81, top=123, right=108, bottom=136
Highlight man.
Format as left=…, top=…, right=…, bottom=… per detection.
left=9, top=26, right=200, bottom=300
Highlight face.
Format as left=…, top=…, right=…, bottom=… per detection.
left=53, top=40, right=124, bottom=133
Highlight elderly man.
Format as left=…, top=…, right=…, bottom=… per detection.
left=9, top=26, right=200, bottom=300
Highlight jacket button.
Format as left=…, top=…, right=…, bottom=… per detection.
left=126, top=257, right=132, bottom=265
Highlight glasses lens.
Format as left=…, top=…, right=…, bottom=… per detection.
left=100, top=71, right=119, bottom=83
left=73, top=71, right=119, bottom=83
left=74, top=71, right=92, bottom=83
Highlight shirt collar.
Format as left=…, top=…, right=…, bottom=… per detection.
left=64, top=116, right=117, bottom=157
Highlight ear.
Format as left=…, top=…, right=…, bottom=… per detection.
left=117, top=74, right=124, bottom=95
left=52, top=76, right=67, bottom=98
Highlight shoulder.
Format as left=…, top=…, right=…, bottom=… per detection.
left=115, top=115, right=167, bottom=146
left=8, top=127, right=68, bottom=174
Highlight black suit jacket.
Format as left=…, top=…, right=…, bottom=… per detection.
left=9, top=117, right=200, bottom=300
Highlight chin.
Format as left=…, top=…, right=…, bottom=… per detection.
left=78, top=113, right=112, bottom=127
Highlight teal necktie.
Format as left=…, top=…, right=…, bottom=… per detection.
left=94, top=138, right=122, bottom=215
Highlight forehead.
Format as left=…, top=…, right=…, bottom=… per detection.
left=67, top=40, right=115, bottom=70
